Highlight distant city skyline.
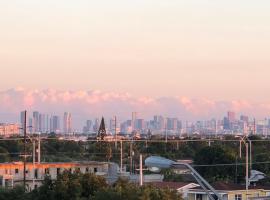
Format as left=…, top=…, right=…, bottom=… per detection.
left=1, top=88, right=270, bottom=130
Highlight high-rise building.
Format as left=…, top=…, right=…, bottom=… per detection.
left=153, top=115, right=165, bottom=130
left=132, top=112, right=137, bottom=131
left=28, top=117, right=33, bottom=133
left=33, top=111, right=40, bottom=133
left=228, top=111, right=236, bottom=122
left=20, top=111, right=26, bottom=134
left=109, top=117, right=117, bottom=132
left=50, top=115, right=60, bottom=133
left=93, top=118, right=100, bottom=133
left=63, top=112, right=72, bottom=133
left=177, top=120, right=182, bottom=130
left=166, top=118, right=178, bottom=131
left=46, top=114, right=50, bottom=133
left=135, top=119, right=145, bottom=130
left=83, top=120, right=92, bottom=133
left=240, top=115, right=249, bottom=123
left=120, top=120, right=132, bottom=133
left=223, top=117, right=230, bottom=130
left=39, top=113, right=46, bottom=133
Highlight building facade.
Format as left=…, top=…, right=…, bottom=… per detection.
left=0, top=124, right=20, bottom=137
left=0, top=161, right=115, bottom=190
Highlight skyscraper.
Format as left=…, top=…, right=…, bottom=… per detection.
left=83, top=120, right=92, bottom=133
left=39, top=113, right=46, bottom=133
left=228, top=111, right=236, bottom=122
left=50, top=115, right=60, bottom=133
left=166, top=118, right=178, bottom=131
left=132, top=112, right=137, bottom=131
left=20, top=111, right=26, bottom=134
left=63, top=112, right=72, bottom=133
left=33, top=111, right=40, bottom=133
left=135, top=119, right=145, bottom=130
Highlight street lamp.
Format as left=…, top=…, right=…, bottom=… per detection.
left=145, top=156, right=223, bottom=200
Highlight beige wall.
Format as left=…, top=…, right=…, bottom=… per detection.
left=0, top=162, right=110, bottom=190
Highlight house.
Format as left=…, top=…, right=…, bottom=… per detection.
left=187, top=182, right=270, bottom=200
left=150, top=182, right=200, bottom=199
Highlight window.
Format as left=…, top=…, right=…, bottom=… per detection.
left=196, top=194, right=203, bottom=200
left=94, top=168, right=97, bottom=173
left=15, top=169, right=19, bottom=174
left=235, top=194, right=242, bottom=200
left=57, top=168, right=61, bottom=175
left=45, top=168, right=50, bottom=174
left=86, top=167, right=89, bottom=173
left=34, top=169, right=38, bottom=179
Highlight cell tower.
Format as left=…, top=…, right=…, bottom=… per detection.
left=97, top=117, right=106, bottom=140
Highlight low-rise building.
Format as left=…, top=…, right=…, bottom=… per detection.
left=188, top=182, right=270, bottom=200
left=150, top=182, right=200, bottom=199
left=0, top=161, right=117, bottom=190
left=0, top=123, right=20, bottom=137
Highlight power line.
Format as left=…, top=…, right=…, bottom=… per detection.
left=192, top=161, right=270, bottom=167
left=2, top=137, right=270, bottom=143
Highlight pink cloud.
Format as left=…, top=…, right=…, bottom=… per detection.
left=1, top=88, right=270, bottom=128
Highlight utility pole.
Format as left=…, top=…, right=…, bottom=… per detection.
left=130, top=142, right=133, bottom=174
left=239, top=140, right=242, bottom=159
left=38, top=134, right=41, bottom=163
left=254, top=118, right=256, bottom=135
left=23, top=110, right=27, bottom=191
left=114, top=116, right=117, bottom=149
left=249, top=140, right=252, bottom=170
left=33, top=139, right=35, bottom=187
left=140, top=154, right=143, bottom=186
left=245, top=141, right=249, bottom=196
left=165, top=124, right=168, bottom=143
left=120, top=140, right=123, bottom=173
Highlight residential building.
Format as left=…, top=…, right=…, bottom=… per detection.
left=0, top=161, right=117, bottom=190
left=0, top=124, right=20, bottom=137
left=151, top=182, right=199, bottom=199
left=187, top=182, right=270, bottom=200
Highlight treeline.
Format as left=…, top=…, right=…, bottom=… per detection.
left=0, top=172, right=182, bottom=200
left=1, top=134, right=270, bottom=183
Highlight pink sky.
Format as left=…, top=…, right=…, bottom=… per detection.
left=1, top=1, right=270, bottom=101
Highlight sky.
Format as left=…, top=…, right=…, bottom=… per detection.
left=1, top=1, right=270, bottom=126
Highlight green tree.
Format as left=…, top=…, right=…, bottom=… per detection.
left=194, top=145, right=236, bottom=182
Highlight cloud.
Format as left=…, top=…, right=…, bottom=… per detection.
left=0, top=88, right=270, bottom=129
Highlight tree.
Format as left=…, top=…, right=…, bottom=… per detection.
left=194, top=145, right=237, bottom=182
left=0, top=146, right=10, bottom=162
